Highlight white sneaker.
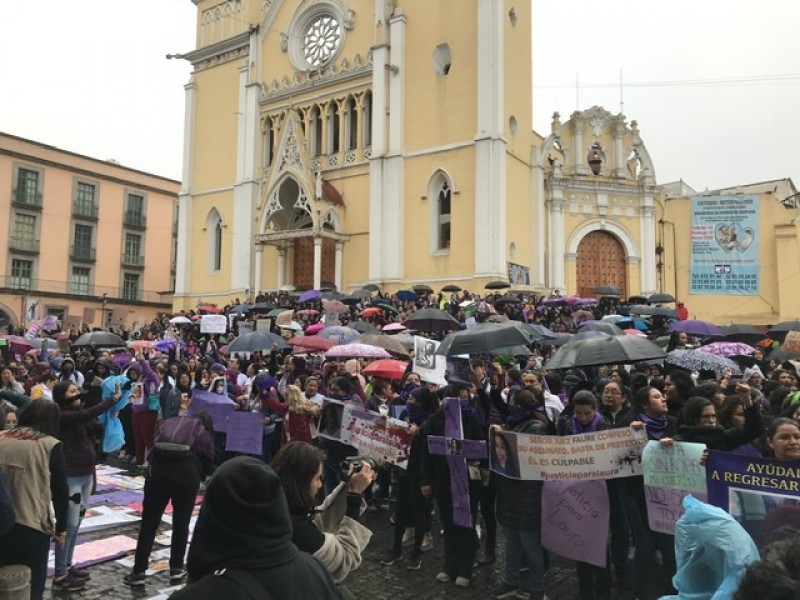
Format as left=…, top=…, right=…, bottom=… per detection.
left=435, top=571, right=451, bottom=583
left=401, top=528, right=414, bottom=547
left=420, top=532, right=434, bottom=552
left=455, top=576, right=470, bottom=588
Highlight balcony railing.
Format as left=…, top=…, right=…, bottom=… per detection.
left=0, top=275, right=169, bottom=304
left=9, top=237, right=40, bottom=254
left=72, top=203, right=99, bottom=220
left=12, top=188, right=43, bottom=210
left=124, top=211, right=147, bottom=228
left=70, top=245, right=97, bottom=262
left=121, top=254, right=145, bottom=268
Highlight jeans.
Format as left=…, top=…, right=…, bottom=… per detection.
left=503, top=526, right=545, bottom=594
left=54, top=474, right=93, bottom=576
left=0, top=523, right=51, bottom=600
left=132, top=458, right=200, bottom=574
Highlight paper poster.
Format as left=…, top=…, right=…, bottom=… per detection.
left=64, top=314, right=82, bottom=329
left=256, top=318, right=272, bottom=331
left=413, top=336, right=447, bottom=385
left=317, top=399, right=413, bottom=468
left=199, top=314, right=227, bottom=334
left=642, top=441, right=708, bottom=534
left=490, top=428, right=648, bottom=481
left=541, top=480, right=609, bottom=567
left=689, top=194, right=759, bottom=295
left=237, top=321, right=253, bottom=335
left=706, top=450, right=800, bottom=549
left=225, top=411, right=264, bottom=455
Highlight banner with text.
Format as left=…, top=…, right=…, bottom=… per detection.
left=490, top=428, right=647, bottom=481
left=706, top=450, right=800, bottom=549
left=642, top=441, right=708, bottom=534
left=317, top=399, right=413, bottom=468
left=690, top=194, right=759, bottom=295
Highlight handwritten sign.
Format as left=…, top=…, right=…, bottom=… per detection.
left=491, top=428, right=647, bottom=481
left=541, top=480, right=609, bottom=567
left=224, top=411, right=264, bottom=455
left=317, top=399, right=413, bottom=468
left=200, top=314, right=227, bottom=334
left=642, top=441, right=708, bottom=534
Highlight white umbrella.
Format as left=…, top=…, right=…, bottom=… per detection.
left=169, top=316, right=192, bottom=325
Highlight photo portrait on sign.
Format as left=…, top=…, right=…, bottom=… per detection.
left=318, top=402, right=344, bottom=439
left=416, top=338, right=437, bottom=369
left=491, top=429, right=520, bottom=479
left=728, top=488, right=800, bottom=549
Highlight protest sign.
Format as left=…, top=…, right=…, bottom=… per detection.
left=225, top=411, right=264, bottom=455
left=706, top=450, right=800, bottom=549
left=110, top=308, right=128, bottom=328
left=64, top=314, right=82, bottom=329
left=188, top=389, right=235, bottom=433
left=82, top=307, right=96, bottom=326
left=642, top=441, right=707, bottom=534
left=413, top=336, right=447, bottom=385
left=541, top=480, right=609, bottom=567
left=237, top=321, right=254, bottom=335
left=200, top=314, right=227, bottom=334
left=490, top=428, right=647, bottom=481
left=317, top=399, right=413, bottom=468
left=256, top=318, right=272, bottom=331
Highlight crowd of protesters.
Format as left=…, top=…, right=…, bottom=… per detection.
left=0, top=286, right=799, bottom=599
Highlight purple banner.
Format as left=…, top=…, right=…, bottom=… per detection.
left=224, top=411, right=264, bottom=456
left=706, top=450, right=800, bottom=549
left=188, top=389, right=235, bottom=433
left=541, top=480, right=609, bottom=567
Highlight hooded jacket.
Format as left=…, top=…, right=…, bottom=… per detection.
left=172, top=456, right=337, bottom=600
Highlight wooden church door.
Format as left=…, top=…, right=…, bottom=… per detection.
left=576, top=231, right=627, bottom=298
left=293, top=237, right=336, bottom=289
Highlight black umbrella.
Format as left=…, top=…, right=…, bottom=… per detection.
left=539, top=333, right=574, bottom=347
left=403, top=308, right=461, bottom=332
left=227, top=331, right=290, bottom=353
left=648, top=293, right=676, bottom=304
left=321, top=291, right=345, bottom=301
left=767, top=347, right=800, bottom=362
left=593, top=285, right=621, bottom=296
left=485, top=280, right=511, bottom=290
left=626, top=305, right=678, bottom=319
left=320, top=281, right=337, bottom=292
left=72, top=331, right=126, bottom=348
left=362, top=284, right=381, bottom=292
left=229, top=304, right=254, bottom=314
left=519, top=323, right=557, bottom=340
left=436, top=322, right=536, bottom=356
left=340, top=294, right=364, bottom=305
left=412, top=284, right=434, bottom=294
left=767, top=321, right=800, bottom=342
left=494, top=295, right=522, bottom=307
left=580, top=322, right=625, bottom=336
left=350, top=321, right=377, bottom=334
left=544, top=334, right=666, bottom=369
left=441, top=284, right=462, bottom=292
left=628, top=295, right=649, bottom=304
left=719, top=324, right=767, bottom=344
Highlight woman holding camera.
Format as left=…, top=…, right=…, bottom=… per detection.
left=271, top=441, right=373, bottom=588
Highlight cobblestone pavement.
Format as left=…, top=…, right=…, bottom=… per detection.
left=40, top=467, right=672, bottom=600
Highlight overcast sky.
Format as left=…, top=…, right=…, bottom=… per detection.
left=2, top=1, right=798, bottom=192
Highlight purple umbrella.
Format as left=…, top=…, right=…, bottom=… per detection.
left=542, top=297, right=568, bottom=307
left=699, top=342, right=755, bottom=357
left=669, top=320, right=723, bottom=337
left=298, top=289, right=322, bottom=303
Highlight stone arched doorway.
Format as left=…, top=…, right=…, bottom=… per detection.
left=576, top=230, right=627, bottom=298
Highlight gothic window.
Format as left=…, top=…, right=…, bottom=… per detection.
left=345, top=97, right=358, bottom=151
left=328, top=102, right=341, bottom=154
left=363, top=91, right=372, bottom=148
left=302, top=14, right=342, bottom=68
left=437, top=180, right=452, bottom=250
left=311, top=106, right=322, bottom=157
left=206, top=209, right=223, bottom=272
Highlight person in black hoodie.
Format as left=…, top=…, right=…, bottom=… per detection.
left=170, top=456, right=338, bottom=600
left=669, top=390, right=762, bottom=451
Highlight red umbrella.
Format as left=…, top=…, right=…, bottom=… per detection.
left=362, top=359, right=410, bottom=380
left=360, top=307, right=382, bottom=317
left=296, top=309, right=320, bottom=316
left=197, top=303, right=220, bottom=314
left=287, top=336, right=337, bottom=352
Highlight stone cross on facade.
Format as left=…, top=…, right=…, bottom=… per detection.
left=427, top=397, right=487, bottom=528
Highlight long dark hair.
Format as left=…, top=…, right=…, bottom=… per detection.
left=271, top=441, right=326, bottom=516
left=17, top=401, right=60, bottom=437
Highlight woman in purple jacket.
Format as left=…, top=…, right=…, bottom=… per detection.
left=127, top=353, right=161, bottom=468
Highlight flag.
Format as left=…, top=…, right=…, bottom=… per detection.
left=25, top=315, right=60, bottom=340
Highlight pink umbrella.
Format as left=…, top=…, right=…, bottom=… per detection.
left=0, top=335, right=34, bottom=356
left=382, top=323, right=407, bottom=332
left=624, top=329, right=647, bottom=337
left=325, top=344, right=391, bottom=359
left=699, top=341, right=755, bottom=357
left=305, top=322, right=325, bottom=335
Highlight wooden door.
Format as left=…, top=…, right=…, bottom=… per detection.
left=576, top=231, right=627, bottom=298
left=293, top=237, right=337, bottom=290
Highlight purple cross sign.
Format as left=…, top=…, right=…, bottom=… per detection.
left=427, top=397, right=487, bottom=528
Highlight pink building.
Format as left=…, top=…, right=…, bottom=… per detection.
left=0, top=132, right=179, bottom=331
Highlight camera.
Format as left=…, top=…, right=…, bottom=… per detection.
left=341, top=455, right=379, bottom=476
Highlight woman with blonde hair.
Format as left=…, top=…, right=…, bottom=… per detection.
left=266, top=384, right=321, bottom=445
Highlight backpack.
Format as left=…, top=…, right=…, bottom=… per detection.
left=153, top=416, right=203, bottom=455
left=0, top=470, right=16, bottom=534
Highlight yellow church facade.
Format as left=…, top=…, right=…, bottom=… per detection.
left=179, top=0, right=800, bottom=326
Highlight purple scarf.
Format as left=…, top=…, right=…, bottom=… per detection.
left=572, top=411, right=603, bottom=433
left=639, top=412, right=669, bottom=440
left=406, top=401, right=429, bottom=426
left=506, top=405, right=539, bottom=430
